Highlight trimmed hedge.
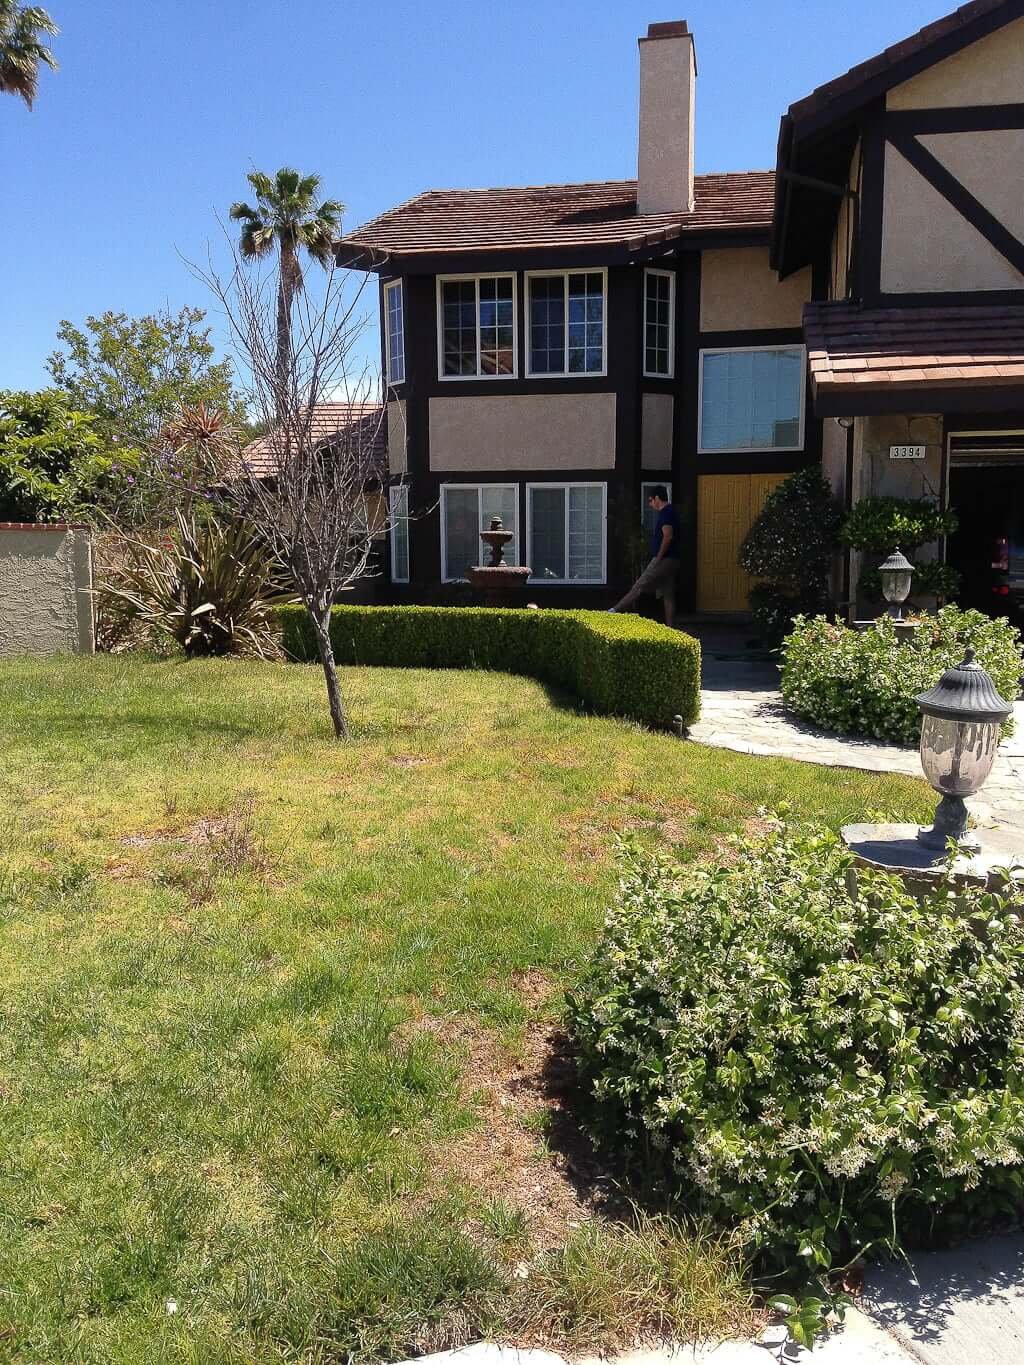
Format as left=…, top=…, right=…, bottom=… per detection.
left=277, top=604, right=701, bottom=729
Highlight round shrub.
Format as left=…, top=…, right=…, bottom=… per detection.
left=568, top=822, right=1024, bottom=1277
left=840, top=496, right=957, bottom=553
left=780, top=607, right=1021, bottom=745
left=739, top=468, right=843, bottom=582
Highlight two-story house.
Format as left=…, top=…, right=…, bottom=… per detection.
left=337, top=1, right=1024, bottom=620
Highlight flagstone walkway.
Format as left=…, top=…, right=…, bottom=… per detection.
left=686, top=626, right=1024, bottom=839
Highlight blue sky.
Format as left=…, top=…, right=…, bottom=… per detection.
left=4, top=0, right=953, bottom=393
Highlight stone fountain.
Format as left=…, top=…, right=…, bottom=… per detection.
left=466, top=517, right=532, bottom=607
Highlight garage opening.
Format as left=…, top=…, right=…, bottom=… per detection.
left=947, top=444, right=1024, bottom=627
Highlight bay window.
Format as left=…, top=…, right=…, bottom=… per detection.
left=384, top=279, right=405, bottom=385
left=441, top=484, right=518, bottom=581
left=527, top=483, right=606, bottom=583
left=643, top=270, right=674, bottom=378
left=437, top=275, right=516, bottom=378
left=698, top=346, right=806, bottom=453
left=526, top=271, right=606, bottom=376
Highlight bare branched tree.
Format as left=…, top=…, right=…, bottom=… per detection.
left=198, top=241, right=399, bottom=739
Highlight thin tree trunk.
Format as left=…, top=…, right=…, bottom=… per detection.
left=310, top=606, right=347, bottom=739
left=275, top=242, right=295, bottom=416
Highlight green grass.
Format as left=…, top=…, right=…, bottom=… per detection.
left=0, top=655, right=932, bottom=1362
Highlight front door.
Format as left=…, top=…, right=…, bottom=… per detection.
left=696, top=472, right=785, bottom=613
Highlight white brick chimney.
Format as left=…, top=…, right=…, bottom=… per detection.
left=637, top=20, right=697, bottom=215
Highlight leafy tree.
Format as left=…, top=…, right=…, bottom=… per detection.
left=0, top=389, right=114, bottom=522
left=46, top=307, right=246, bottom=448
left=229, top=168, right=344, bottom=397
left=0, top=1, right=57, bottom=108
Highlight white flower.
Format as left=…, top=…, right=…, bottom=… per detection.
left=166, top=1299, right=179, bottom=1316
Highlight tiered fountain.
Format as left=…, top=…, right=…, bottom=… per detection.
left=466, top=517, right=532, bottom=607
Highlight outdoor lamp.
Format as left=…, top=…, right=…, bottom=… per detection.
left=916, top=648, right=1012, bottom=853
left=879, top=548, right=914, bottom=619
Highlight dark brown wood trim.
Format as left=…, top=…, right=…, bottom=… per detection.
left=814, top=384, right=1024, bottom=418
left=698, top=326, right=806, bottom=349
left=857, top=107, right=886, bottom=306
left=885, top=103, right=1024, bottom=135
left=888, top=131, right=1024, bottom=276
left=873, top=288, right=1024, bottom=306
left=677, top=253, right=701, bottom=613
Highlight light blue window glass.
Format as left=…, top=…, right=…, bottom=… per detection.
left=700, top=348, right=804, bottom=452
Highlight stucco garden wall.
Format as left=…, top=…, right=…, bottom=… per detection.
left=0, top=524, right=95, bottom=657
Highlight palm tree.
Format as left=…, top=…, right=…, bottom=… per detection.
left=0, top=1, right=58, bottom=108
left=230, top=168, right=344, bottom=398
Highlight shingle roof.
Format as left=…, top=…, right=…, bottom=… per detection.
left=787, top=0, right=1014, bottom=129
left=335, top=172, right=775, bottom=264
left=241, top=402, right=385, bottom=480
left=804, top=301, right=1024, bottom=405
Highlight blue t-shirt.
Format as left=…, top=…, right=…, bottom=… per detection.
left=651, top=504, right=681, bottom=559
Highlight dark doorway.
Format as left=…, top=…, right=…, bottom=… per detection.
left=947, top=456, right=1024, bottom=626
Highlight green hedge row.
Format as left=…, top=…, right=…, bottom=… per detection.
left=277, top=605, right=701, bottom=729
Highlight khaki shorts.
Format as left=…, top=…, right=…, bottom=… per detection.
left=635, top=557, right=679, bottom=599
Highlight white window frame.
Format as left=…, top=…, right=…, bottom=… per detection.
left=435, top=274, right=519, bottom=381
left=642, top=268, right=675, bottom=379
left=525, top=268, right=608, bottom=379
left=440, top=482, right=519, bottom=582
left=384, top=279, right=405, bottom=386
left=389, top=483, right=409, bottom=583
left=525, top=481, right=607, bottom=585
left=697, top=344, right=807, bottom=455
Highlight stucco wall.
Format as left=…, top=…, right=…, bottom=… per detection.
left=699, top=247, right=811, bottom=332
left=641, top=392, right=673, bottom=471
left=637, top=28, right=696, bottom=214
left=887, top=15, right=1024, bottom=109
left=427, top=393, right=617, bottom=472
left=859, top=414, right=944, bottom=503
left=387, top=399, right=408, bottom=475
left=0, top=525, right=94, bottom=657
left=881, top=139, right=1024, bottom=294
left=821, top=415, right=848, bottom=501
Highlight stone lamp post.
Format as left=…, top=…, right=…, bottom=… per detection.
left=916, top=647, right=1013, bottom=853
left=879, top=548, right=914, bottom=620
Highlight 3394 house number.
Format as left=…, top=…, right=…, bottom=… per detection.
left=889, top=445, right=927, bottom=460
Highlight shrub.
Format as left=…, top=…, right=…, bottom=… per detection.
left=858, top=559, right=962, bottom=603
left=738, top=469, right=842, bottom=644
left=780, top=607, right=1022, bottom=745
left=276, top=604, right=701, bottom=729
left=568, top=821, right=1024, bottom=1279
left=840, top=496, right=958, bottom=553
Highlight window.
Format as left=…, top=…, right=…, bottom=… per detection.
left=390, top=484, right=409, bottom=583
left=641, top=481, right=673, bottom=546
left=526, top=483, right=606, bottom=583
left=643, top=270, right=675, bottom=378
left=526, top=271, right=606, bottom=376
left=441, top=484, right=518, bottom=581
left=384, top=280, right=405, bottom=385
left=437, top=275, right=516, bottom=379
left=699, top=346, right=806, bottom=453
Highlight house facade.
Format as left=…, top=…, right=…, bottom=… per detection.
left=337, top=1, right=1024, bottom=620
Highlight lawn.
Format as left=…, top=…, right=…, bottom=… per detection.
left=0, top=655, right=932, bottom=1363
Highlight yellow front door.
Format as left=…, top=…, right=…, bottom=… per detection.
left=696, top=473, right=786, bottom=612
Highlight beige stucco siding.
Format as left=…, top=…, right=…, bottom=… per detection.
left=387, top=399, right=408, bottom=475
left=428, top=394, right=617, bottom=472
left=700, top=247, right=811, bottom=332
left=821, top=415, right=848, bottom=502
left=881, top=142, right=1024, bottom=294
left=641, top=393, right=673, bottom=471
left=887, top=15, right=1024, bottom=109
left=919, top=129, right=1024, bottom=244
left=0, top=526, right=94, bottom=657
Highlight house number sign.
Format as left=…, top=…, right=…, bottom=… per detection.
left=889, top=445, right=926, bottom=460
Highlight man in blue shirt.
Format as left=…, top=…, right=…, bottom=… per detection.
left=609, top=486, right=681, bottom=627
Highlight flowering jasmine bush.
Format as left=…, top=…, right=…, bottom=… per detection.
left=781, top=608, right=1021, bottom=745
left=568, top=822, right=1024, bottom=1276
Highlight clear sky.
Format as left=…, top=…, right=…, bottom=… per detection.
left=3, top=0, right=954, bottom=393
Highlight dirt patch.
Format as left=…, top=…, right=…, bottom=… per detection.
left=389, top=754, right=432, bottom=768
left=116, top=798, right=270, bottom=905
left=400, top=978, right=620, bottom=1250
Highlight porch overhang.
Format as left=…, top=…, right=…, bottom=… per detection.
left=804, top=301, right=1024, bottom=417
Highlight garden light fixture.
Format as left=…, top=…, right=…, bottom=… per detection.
left=879, top=548, right=914, bottom=619
left=916, top=648, right=1012, bottom=853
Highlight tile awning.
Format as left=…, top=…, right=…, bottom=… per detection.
left=804, top=301, right=1024, bottom=416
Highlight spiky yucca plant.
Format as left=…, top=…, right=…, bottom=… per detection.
left=97, top=511, right=293, bottom=659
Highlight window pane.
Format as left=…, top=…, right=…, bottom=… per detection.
left=529, top=486, right=566, bottom=580
left=700, top=348, right=803, bottom=451
left=479, top=276, right=515, bottom=376
left=529, top=276, right=565, bottom=374
left=390, top=484, right=409, bottom=581
left=644, top=272, right=671, bottom=376
left=568, top=274, right=603, bottom=374
left=387, top=283, right=405, bottom=384
left=481, top=485, right=517, bottom=563
left=568, top=485, right=604, bottom=580
left=442, top=281, right=478, bottom=377
left=443, top=487, right=480, bottom=579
